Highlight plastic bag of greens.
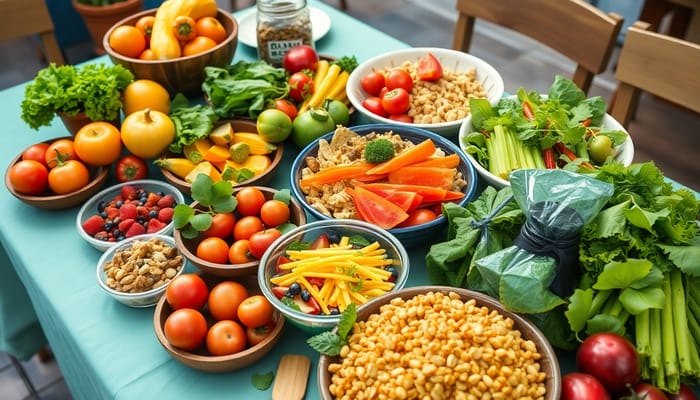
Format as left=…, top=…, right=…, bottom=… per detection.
left=474, top=169, right=614, bottom=314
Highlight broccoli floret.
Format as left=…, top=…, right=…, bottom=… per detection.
left=364, top=138, right=395, bottom=163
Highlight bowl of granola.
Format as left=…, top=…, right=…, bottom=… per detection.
left=289, top=124, right=478, bottom=248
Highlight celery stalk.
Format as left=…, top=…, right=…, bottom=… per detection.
left=530, top=145, right=546, bottom=169
left=649, top=308, right=666, bottom=386
left=662, top=274, right=680, bottom=392
left=636, top=309, right=651, bottom=363
left=670, top=269, right=694, bottom=374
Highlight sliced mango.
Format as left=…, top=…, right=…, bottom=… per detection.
left=183, top=138, right=212, bottom=164
left=203, top=144, right=231, bottom=163
left=209, top=123, right=233, bottom=146
left=225, top=154, right=271, bottom=174
left=232, top=132, right=276, bottom=155
left=185, top=161, right=222, bottom=183
left=153, top=157, right=197, bottom=179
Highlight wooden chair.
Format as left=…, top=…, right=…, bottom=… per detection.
left=452, top=0, right=623, bottom=94
left=609, top=21, right=700, bottom=127
left=0, top=0, right=65, bottom=65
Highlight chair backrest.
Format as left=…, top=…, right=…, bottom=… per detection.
left=452, top=0, right=623, bottom=94
left=0, top=0, right=65, bottom=65
left=609, top=21, right=700, bottom=127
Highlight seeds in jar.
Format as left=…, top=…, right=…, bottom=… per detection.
left=257, top=17, right=312, bottom=66
left=327, top=291, right=547, bottom=400
left=103, top=237, right=183, bottom=293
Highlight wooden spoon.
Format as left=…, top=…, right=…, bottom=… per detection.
left=272, top=354, right=311, bottom=400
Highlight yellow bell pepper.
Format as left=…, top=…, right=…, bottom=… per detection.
left=150, top=0, right=218, bottom=60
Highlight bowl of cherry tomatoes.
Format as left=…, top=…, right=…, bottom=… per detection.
left=103, top=8, right=238, bottom=97
left=173, top=186, right=307, bottom=278
left=153, top=272, right=285, bottom=372
left=5, top=137, right=109, bottom=210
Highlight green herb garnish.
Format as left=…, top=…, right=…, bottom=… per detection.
left=307, top=303, right=357, bottom=356
left=251, top=371, right=274, bottom=390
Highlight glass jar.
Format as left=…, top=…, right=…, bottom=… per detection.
left=256, top=0, right=314, bottom=66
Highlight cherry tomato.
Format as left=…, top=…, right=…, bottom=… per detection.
left=561, top=372, right=611, bottom=400
left=165, top=274, right=209, bottom=310
left=202, top=212, right=236, bottom=239
left=248, top=229, right=282, bottom=259
left=135, top=15, right=155, bottom=40
left=282, top=44, right=319, bottom=74
left=631, top=383, right=670, bottom=400
left=48, top=159, right=89, bottom=195
left=246, top=321, right=276, bottom=347
left=139, top=49, right=156, bottom=60
left=260, top=199, right=291, bottom=227
left=163, top=308, right=208, bottom=351
left=172, top=15, right=197, bottom=42
left=74, top=121, right=122, bottom=166
left=235, top=187, right=266, bottom=216
left=389, top=114, right=413, bottom=123
left=229, top=239, right=255, bottom=264
left=115, top=155, right=148, bottom=183
left=417, top=52, right=443, bottom=81
left=182, top=36, right=217, bottom=56
left=109, top=25, right=146, bottom=59
left=576, top=332, right=640, bottom=395
left=381, top=88, right=410, bottom=115
left=8, top=160, right=49, bottom=195
left=237, top=295, right=273, bottom=328
left=666, top=383, right=699, bottom=400
left=288, top=71, right=314, bottom=103
left=21, top=143, right=49, bottom=166
left=360, top=71, right=386, bottom=96
left=233, top=216, right=264, bottom=241
left=45, top=138, right=77, bottom=169
left=272, top=98, right=298, bottom=121
left=385, top=69, right=413, bottom=92
left=196, top=237, right=230, bottom=264
left=195, top=16, right=227, bottom=44
left=206, top=320, right=247, bottom=356
left=362, top=96, right=388, bottom=118
left=207, top=280, right=249, bottom=321
left=397, top=208, right=438, bottom=227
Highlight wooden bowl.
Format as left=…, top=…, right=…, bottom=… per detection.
left=318, top=286, right=561, bottom=400
left=4, top=138, right=109, bottom=210
left=160, top=119, right=283, bottom=197
left=173, top=186, right=307, bottom=278
left=103, top=8, right=238, bottom=97
left=153, top=273, right=285, bottom=372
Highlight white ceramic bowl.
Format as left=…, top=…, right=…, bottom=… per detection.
left=347, top=47, right=504, bottom=138
left=77, top=179, right=186, bottom=252
left=96, top=234, right=186, bottom=307
left=458, top=95, right=635, bottom=188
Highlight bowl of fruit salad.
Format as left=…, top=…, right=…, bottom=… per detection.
left=77, top=179, right=186, bottom=252
left=258, top=219, right=410, bottom=334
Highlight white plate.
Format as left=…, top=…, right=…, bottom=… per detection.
left=237, top=7, right=331, bottom=48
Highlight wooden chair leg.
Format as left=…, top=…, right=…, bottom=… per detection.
left=339, top=0, right=347, bottom=11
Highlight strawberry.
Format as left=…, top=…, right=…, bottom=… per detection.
left=157, top=194, right=176, bottom=208
left=145, top=192, right=161, bottom=207
left=271, top=286, right=289, bottom=299
left=120, top=185, right=137, bottom=201
left=293, top=296, right=321, bottom=315
left=82, top=215, right=105, bottom=236
left=136, top=205, right=150, bottom=218
left=124, top=222, right=146, bottom=238
left=105, top=206, right=120, bottom=220
left=157, top=207, right=174, bottom=223
left=119, top=203, right=138, bottom=220
left=118, top=218, right=135, bottom=233
left=146, top=218, right=167, bottom=233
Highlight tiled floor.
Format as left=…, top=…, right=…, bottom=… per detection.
left=1, top=0, right=698, bottom=399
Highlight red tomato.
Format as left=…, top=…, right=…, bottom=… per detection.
left=282, top=45, right=319, bottom=74
left=166, top=274, right=209, bottom=310
left=196, top=237, right=230, bottom=264
left=385, top=69, right=413, bottom=92
left=207, top=280, right=249, bottom=321
left=389, top=114, right=413, bottom=123
left=235, top=187, right=266, bottom=216
left=74, top=121, right=122, bottom=166
left=8, top=160, right=49, bottom=195
left=288, top=71, right=314, bottom=103
left=381, top=88, right=410, bottom=115
left=273, top=98, right=298, bottom=120
left=396, top=208, right=438, bottom=227
left=233, top=216, right=264, bottom=241
left=163, top=308, right=208, bottom=351
left=202, top=213, right=236, bottom=239
left=228, top=240, right=255, bottom=264
left=206, top=320, right=247, bottom=356
left=360, top=71, right=386, bottom=96
left=246, top=321, right=276, bottom=346
left=21, top=143, right=50, bottom=166
left=631, top=383, right=671, bottom=400
left=362, top=96, right=388, bottom=118
left=48, top=159, right=89, bottom=195
left=561, top=372, right=611, bottom=400
left=237, top=295, right=273, bottom=328
left=248, top=229, right=282, bottom=259
left=417, top=52, right=443, bottom=81
left=576, top=332, right=640, bottom=395
left=115, top=155, right=148, bottom=182
left=666, top=383, right=699, bottom=400
left=259, top=199, right=291, bottom=227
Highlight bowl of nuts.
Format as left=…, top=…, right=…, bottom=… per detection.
left=96, top=234, right=187, bottom=307
left=318, top=286, right=561, bottom=400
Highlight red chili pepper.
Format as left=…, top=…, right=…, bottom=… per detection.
left=554, top=142, right=594, bottom=169
left=582, top=118, right=592, bottom=127
left=522, top=101, right=535, bottom=120
left=543, top=147, right=556, bottom=169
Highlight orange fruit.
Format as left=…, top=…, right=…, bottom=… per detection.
left=122, top=79, right=171, bottom=116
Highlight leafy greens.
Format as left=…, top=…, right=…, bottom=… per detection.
left=167, top=94, right=219, bottom=154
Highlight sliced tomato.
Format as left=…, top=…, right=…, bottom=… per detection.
left=417, top=53, right=443, bottom=81
left=310, top=233, right=330, bottom=249
left=369, top=189, right=423, bottom=212
left=271, top=285, right=288, bottom=299
left=275, top=255, right=293, bottom=273
left=355, top=182, right=449, bottom=203
left=346, top=187, right=409, bottom=229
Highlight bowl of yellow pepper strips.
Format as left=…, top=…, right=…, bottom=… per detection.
left=103, top=0, right=238, bottom=97
left=257, top=219, right=410, bottom=333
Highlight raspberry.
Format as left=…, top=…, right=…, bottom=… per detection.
left=157, top=194, right=176, bottom=208
left=120, top=185, right=137, bottom=201
left=119, top=203, right=138, bottom=220
left=146, top=219, right=167, bottom=233
left=118, top=218, right=135, bottom=233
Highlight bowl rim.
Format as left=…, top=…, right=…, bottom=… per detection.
left=102, top=7, right=239, bottom=63
left=289, top=123, right=478, bottom=235
left=257, top=219, right=410, bottom=326
left=95, top=233, right=184, bottom=300
left=457, top=94, right=635, bottom=188
left=76, top=179, right=186, bottom=251
left=317, top=285, right=562, bottom=400
left=346, top=46, right=505, bottom=130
